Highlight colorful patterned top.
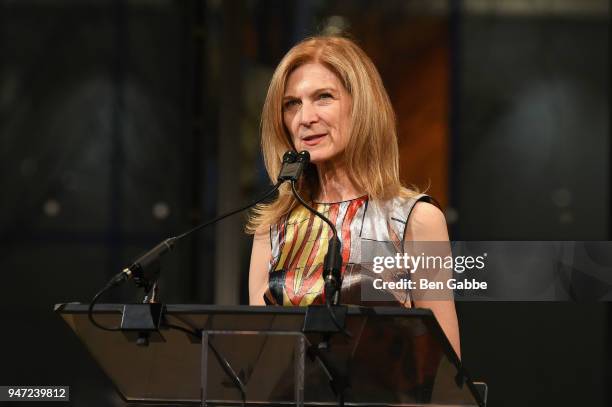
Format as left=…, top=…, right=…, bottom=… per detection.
left=264, top=194, right=433, bottom=306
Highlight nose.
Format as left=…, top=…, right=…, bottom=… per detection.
left=298, top=101, right=318, bottom=127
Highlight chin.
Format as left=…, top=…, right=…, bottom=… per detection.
left=295, top=143, right=339, bottom=165
left=306, top=151, right=339, bottom=166
left=300, top=148, right=325, bottom=163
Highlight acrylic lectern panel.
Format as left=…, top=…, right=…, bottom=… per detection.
left=201, top=331, right=308, bottom=404
left=57, top=304, right=313, bottom=404
left=300, top=312, right=476, bottom=405
left=56, top=304, right=482, bottom=406
left=59, top=304, right=204, bottom=403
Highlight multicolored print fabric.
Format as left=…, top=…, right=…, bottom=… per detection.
left=265, top=196, right=368, bottom=306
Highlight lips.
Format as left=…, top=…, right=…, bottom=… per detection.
left=301, top=133, right=326, bottom=146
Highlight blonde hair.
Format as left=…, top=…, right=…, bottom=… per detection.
left=246, top=35, right=416, bottom=234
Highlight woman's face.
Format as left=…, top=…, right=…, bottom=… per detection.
left=282, top=62, right=352, bottom=164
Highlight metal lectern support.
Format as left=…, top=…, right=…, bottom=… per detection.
left=201, top=330, right=209, bottom=407
left=295, top=334, right=305, bottom=407
left=200, top=330, right=306, bottom=407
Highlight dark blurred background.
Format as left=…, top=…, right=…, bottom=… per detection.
left=0, top=0, right=609, bottom=406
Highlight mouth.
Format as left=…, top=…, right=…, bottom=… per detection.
left=301, top=133, right=327, bottom=146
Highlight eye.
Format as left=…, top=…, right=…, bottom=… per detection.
left=318, top=92, right=333, bottom=100
left=283, top=99, right=301, bottom=111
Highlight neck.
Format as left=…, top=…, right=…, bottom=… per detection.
left=314, top=159, right=364, bottom=203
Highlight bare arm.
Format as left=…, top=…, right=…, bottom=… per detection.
left=248, top=227, right=272, bottom=305
left=405, top=201, right=461, bottom=359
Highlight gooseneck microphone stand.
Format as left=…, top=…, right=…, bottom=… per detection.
left=287, top=156, right=350, bottom=337
left=87, top=150, right=305, bottom=332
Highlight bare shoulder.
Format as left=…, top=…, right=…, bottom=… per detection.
left=252, top=225, right=271, bottom=243
left=405, top=201, right=449, bottom=241
left=250, top=225, right=272, bottom=264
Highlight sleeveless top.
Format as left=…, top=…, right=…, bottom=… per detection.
left=263, top=193, right=436, bottom=307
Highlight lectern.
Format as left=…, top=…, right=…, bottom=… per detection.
left=55, top=304, right=485, bottom=406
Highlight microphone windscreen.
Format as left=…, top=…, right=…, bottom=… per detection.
left=297, top=150, right=310, bottom=163
left=283, top=150, right=298, bottom=163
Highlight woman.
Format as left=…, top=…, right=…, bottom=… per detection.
left=247, top=36, right=460, bottom=358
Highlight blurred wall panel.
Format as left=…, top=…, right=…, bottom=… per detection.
left=456, top=16, right=609, bottom=240
left=0, top=1, right=206, bottom=405
left=455, top=12, right=609, bottom=407
left=215, top=0, right=246, bottom=305
left=392, top=20, right=450, bottom=208
left=0, top=0, right=201, bottom=301
left=331, top=3, right=451, bottom=207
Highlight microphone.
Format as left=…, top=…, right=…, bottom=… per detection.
left=323, top=236, right=343, bottom=305
left=110, top=238, right=175, bottom=290
left=278, top=149, right=308, bottom=182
